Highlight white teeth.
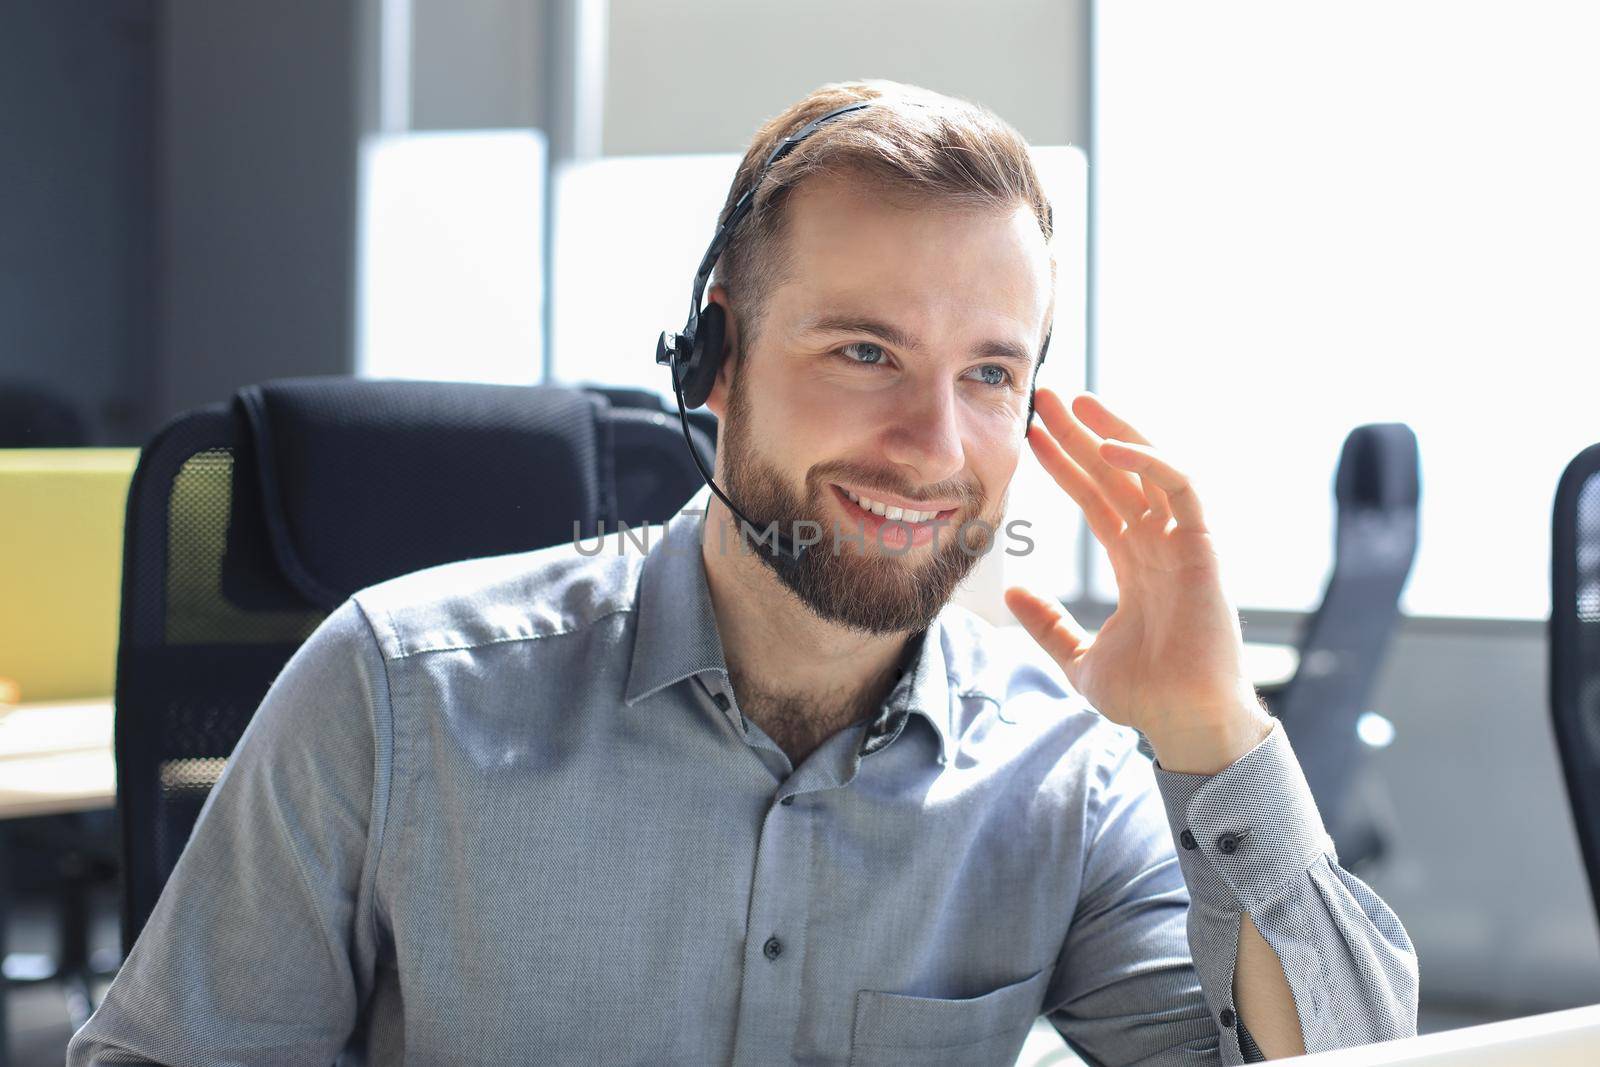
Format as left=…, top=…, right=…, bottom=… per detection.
left=843, top=488, right=944, bottom=524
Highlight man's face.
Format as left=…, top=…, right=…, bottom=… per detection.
left=707, top=172, right=1053, bottom=635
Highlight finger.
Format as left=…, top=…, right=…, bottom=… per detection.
left=1003, top=585, right=1091, bottom=670
left=1098, top=439, right=1208, bottom=531
left=1025, top=422, right=1125, bottom=548
left=1144, top=479, right=1174, bottom=527
left=1072, top=391, right=1152, bottom=446
left=1032, top=388, right=1149, bottom=524
left=1112, top=446, right=1172, bottom=526
left=1071, top=393, right=1172, bottom=525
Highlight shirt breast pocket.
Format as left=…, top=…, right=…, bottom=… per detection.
left=848, top=965, right=1054, bottom=1067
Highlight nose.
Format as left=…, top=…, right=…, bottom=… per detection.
left=879, top=381, right=966, bottom=489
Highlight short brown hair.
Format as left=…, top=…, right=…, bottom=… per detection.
left=712, top=79, right=1056, bottom=359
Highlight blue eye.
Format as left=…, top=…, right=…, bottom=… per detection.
left=841, top=342, right=886, bottom=365
left=972, top=364, right=1010, bottom=387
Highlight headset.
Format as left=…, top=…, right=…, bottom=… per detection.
left=655, top=98, right=1049, bottom=576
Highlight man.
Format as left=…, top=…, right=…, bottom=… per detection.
left=69, top=80, right=1417, bottom=1065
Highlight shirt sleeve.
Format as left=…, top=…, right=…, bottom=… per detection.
left=66, top=599, right=394, bottom=1066
left=1042, top=726, right=1225, bottom=1066
left=1149, top=718, right=1419, bottom=1063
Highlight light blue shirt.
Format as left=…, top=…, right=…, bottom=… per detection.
left=69, top=487, right=1417, bottom=1065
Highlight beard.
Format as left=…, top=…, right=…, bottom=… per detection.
left=717, top=368, right=1006, bottom=635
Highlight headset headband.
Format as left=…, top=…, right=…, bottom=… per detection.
left=661, top=100, right=874, bottom=365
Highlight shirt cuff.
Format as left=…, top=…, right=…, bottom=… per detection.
left=1150, top=718, right=1337, bottom=912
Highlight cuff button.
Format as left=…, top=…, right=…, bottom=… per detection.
left=1179, top=829, right=1198, bottom=850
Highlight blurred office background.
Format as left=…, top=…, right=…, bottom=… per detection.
left=4, top=0, right=1600, bottom=1062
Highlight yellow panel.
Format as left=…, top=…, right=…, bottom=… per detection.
left=0, top=449, right=139, bottom=702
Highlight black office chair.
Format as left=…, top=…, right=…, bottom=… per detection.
left=113, top=377, right=713, bottom=954
left=1259, top=422, right=1420, bottom=870
left=1551, top=441, right=1600, bottom=931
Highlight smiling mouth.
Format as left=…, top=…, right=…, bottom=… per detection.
left=829, top=484, right=959, bottom=525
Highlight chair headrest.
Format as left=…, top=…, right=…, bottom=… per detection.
left=235, top=378, right=613, bottom=610
left=1336, top=423, right=1419, bottom=511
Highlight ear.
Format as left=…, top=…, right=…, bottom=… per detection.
left=702, top=284, right=741, bottom=419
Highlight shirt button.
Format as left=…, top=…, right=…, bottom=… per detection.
left=1216, top=831, right=1245, bottom=855
left=711, top=692, right=731, bottom=712
left=1179, top=830, right=1198, bottom=850
left=1219, top=1008, right=1236, bottom=1028
left=762, top=936, right=783, bottom=960
left=780, top=795, right=794, bottom=806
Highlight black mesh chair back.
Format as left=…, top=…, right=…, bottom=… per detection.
left=114, top=378, right=712, bottom=952
left=1269, top=423, right=1420, bottom=862
left=1552, top=442, right=1600, bottom=929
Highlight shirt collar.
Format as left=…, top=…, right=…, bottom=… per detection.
left=623, top=486, right=729, bottom=706
left=623, top=485, right=964, bottom=765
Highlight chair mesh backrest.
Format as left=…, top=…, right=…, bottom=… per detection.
left=115, top=378, right=710, bottom=952
left=1551, top=442, right=1600, bottom=928
left=1275, top=422, right=1419, bottom=848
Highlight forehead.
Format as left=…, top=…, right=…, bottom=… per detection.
left=766, top=171, right=1053, bottom=340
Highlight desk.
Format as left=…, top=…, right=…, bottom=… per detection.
left=0, top=700, right=115, bottom=821
left=1278, top=1002, right=1600, bottom=1065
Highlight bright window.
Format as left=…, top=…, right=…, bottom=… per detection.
left=1094, top=1, right=1600, bottom=620
left=357, top=130, right=546, bottom=384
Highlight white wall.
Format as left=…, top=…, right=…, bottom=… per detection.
left=603, top=0, right=1088, bottom=155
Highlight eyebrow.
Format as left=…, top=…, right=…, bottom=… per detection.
left=798, top=314, right=1037, bottom=366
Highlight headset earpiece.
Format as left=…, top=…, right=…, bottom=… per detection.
left=678, top=302, right=726, bottom=409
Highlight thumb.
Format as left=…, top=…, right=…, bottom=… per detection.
left=1003, top=585, right=1091, bottom=667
